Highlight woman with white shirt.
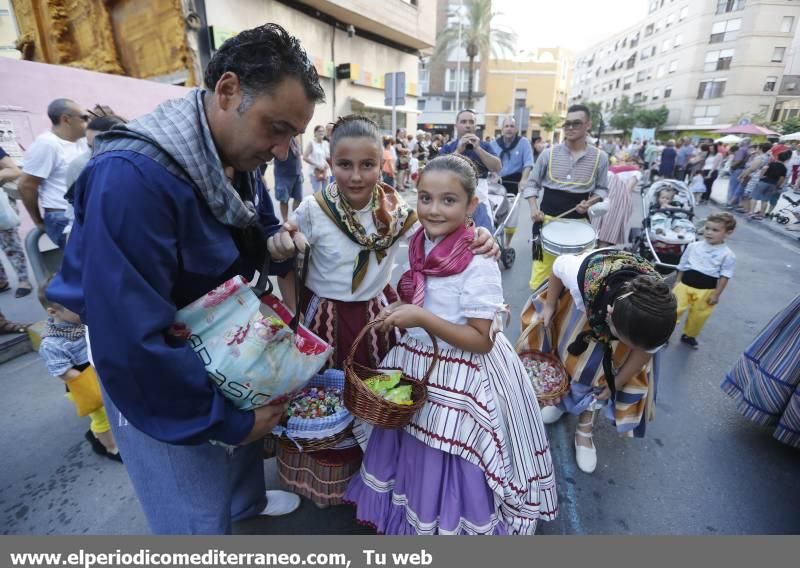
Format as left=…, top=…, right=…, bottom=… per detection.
left=701, top=143, right=724, bottom=204
left=519, top=249, right=677, bottom=473
left=303, top=124, right=330, bottom=192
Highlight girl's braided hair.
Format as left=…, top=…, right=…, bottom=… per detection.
left=417, top=153, right=479, bottom=199
left=329, top=115, right=381, bottom=156
left=611, top=274, right=677, bottom=351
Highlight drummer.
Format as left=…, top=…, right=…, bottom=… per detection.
left=524, top=104, right=610, bottom=290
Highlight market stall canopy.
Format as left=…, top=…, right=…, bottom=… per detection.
left=714, top=134, right=743, bottom=144
left=715, top=124, right=780, bottom=136
left=779, top=131, right=800, bottom=141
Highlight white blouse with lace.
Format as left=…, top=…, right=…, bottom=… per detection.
left=405, top=237, right=505, bottom=350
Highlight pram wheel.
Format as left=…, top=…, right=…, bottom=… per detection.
left=500, top=248, right=516, bottom=269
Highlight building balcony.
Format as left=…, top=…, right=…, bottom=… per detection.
left=298, top=0, right=435, bottom=49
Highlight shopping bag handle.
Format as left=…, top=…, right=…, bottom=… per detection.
left=252, top=244, right=312, bottom=332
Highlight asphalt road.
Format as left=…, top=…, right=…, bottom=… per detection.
left=1, top=189, right=798, bottom=535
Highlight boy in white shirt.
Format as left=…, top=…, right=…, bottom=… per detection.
left=673, top=212, right=736, bottom=349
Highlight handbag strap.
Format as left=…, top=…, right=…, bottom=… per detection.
left=251, top=243, right=312, bottom=332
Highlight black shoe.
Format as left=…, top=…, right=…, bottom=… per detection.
left=105, top=451, right=123, bottom=463
left=680, top=334, right=699, bottom=349
left=85, top=430, right=108, bottom=456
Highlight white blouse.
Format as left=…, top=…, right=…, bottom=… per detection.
left=552, top=248, right=663, bottom=353
left=291, top=196, right=408, bottom=302
left=405, top=237, right=505, bottom=349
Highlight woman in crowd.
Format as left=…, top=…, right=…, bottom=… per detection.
left=304, top=124, right=330, bottom=193
left=701, top=143, right=723, bottom=205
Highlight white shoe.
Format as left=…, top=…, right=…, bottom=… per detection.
left=260, top=490, right=301, bottom=516
left=540, top=406, right=565, bottom=424
left=574, top=428, right=597, bottom=474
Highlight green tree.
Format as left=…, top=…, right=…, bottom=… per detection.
left=540, top=112, right=562, bottom=142
left=609, top=96, right=638, bottom=137
left=580, top=101, right=606, bottom=138
left=634, top=106, right=670, bottom=129
left=433, top=0, right=516, bottom=108
left=775, top=116, right=800, bottom=135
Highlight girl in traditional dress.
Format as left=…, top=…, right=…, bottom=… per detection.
left=345, top=154, right=557, bottom=535
left=721, top=294, right=800, bottom=448
left=520, top=249, right=677, bottom=473
left=280, top=117, right=495, bottom=508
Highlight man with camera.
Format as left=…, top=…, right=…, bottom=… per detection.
left=439, top=109, right=501, bottom=230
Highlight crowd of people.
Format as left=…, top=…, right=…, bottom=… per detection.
left=0, top=23, right=798, bottom=536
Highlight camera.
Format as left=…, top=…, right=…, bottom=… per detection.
left=346, top=24, right=355, bottom=38
left=465, top=143, right=474, bottom=151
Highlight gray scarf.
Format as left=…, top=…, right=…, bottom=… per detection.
left=93, top=89, right=257, bottom=229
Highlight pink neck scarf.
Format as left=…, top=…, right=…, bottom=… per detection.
left=397, top=224, right=475, bottom=306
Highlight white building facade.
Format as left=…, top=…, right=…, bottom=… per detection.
left=570, top=0, right=800, bottom=132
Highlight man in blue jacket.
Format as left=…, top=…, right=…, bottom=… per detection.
left=47, top=24, right=324, bottom=534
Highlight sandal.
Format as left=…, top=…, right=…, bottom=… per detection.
left=15, top=283, right=32, bottom=299
left=574, top=416, right=597, bottom=474
left=0, top=319, right=30, bottom=335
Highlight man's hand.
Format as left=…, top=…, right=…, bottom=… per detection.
left=708, top=293, right=720, bottom=306
left=240, top=402, right=288, bottom=445
left=575, top=200, right=592, bottom=215
left=531, top=210, right=545, bottom=223
left=469, top=227, right=500, bottom=258
left=268, top=221, right=308, bottom=261
left=457, top=133, right=480, bottom=153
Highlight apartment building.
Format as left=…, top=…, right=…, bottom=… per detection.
left=484, top=48, right=572, bottom=141
left=418, top=0, right=490, bottom=132
left=569, top=0, right=800, bottom=132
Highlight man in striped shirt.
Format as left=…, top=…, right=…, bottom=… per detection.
left=523, top=104, right=609, bottom=290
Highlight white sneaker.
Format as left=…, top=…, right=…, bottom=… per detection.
left=540, top=406, right=565, bottom=424
left=260, top=490, right=301, bottom=516
left=574, top=430, right=597, bottom=474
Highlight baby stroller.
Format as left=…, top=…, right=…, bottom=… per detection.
left=767, top=191, right=800, bottom=225
left=487, top=175, right=523, bottom=270
left=627, top=179, right=698, bottom=275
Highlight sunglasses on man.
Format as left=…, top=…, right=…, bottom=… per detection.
left=562, top=120, right=585, bottom=130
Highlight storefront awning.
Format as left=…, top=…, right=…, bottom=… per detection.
left=350, top=97, right=422, bottom=115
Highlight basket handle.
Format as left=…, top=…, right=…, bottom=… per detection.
left=345, top=318, right=440, bottom=385
left=515, top=312, right=556, bottom=355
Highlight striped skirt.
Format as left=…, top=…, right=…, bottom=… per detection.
left=721, top=294, right=800, bottom=448
left=592, top=171, right=637, bottom=246
left=520, top=288, right=657, bottom=438
left=347, top=334, right=558, bottom=535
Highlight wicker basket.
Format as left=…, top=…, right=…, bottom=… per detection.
left=343, top=319, right=439, bottom=428
left=515, top=314, right=570, bottom=406
left=517, top=349, right=570, bottom=404
left=273, top=425, right=352, bottom=453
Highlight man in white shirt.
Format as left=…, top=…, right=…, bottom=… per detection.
left=18, top=98, right=89, bottom=248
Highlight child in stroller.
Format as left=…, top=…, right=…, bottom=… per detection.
left=487, top=173, right=522, bottom=269
left=627, top=180, right=698, bottom=274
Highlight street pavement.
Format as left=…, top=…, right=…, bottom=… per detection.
left=1, top=178, right=799, bottom=535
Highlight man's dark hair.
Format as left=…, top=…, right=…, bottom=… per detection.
left=760, top=142, right=773, bottom=153
left=204, top=23, right=325, bottom=112
left=456, top=108, right=476, bottom=122
left=47, top=99, right=75, bottom=126
left=567, top=104, right=591, bottom=121
left=87, top=115, right=125, bottom=132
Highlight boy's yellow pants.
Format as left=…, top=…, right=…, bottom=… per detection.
left=674, top=282, right=717, bottom=338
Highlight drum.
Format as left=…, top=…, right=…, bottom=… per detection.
left=541, top=219, right=597, bottom=256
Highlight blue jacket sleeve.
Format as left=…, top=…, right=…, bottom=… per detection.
left=255, top=176, right=293, bottom=277
left=79, top=156, right=254, bottom=445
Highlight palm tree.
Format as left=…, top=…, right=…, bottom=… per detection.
left=433, top=0, right=516, bottom=109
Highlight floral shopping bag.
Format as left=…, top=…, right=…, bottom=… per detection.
left=172, top=250, right=331, bottom=411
